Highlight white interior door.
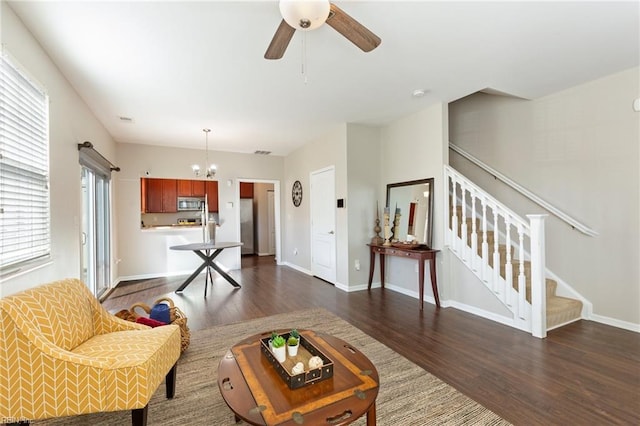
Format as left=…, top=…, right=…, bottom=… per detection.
left=310, top=167, right=336, bottom=283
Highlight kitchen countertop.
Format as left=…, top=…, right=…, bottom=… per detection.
left=141, top=224, right=203, bottom=231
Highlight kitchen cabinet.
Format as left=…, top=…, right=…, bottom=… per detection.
left=240, top=182, right=254, bottom=199
left=144, top=178, right=177, bottom=213
left=206, top=181, right=219, bottom=212
left=140, top=178, right=148, bottom=213
left=177, top=179, right=191, bottom=197
left=191, top=180, right=205, bottom=196
left=177, top=179, right=206, bottom=197
left=162, top=179, right=177, bottom=213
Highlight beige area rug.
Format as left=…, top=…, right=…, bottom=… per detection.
left=36, top=308, right=510, bottom=425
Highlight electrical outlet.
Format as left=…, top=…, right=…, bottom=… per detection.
left=354, top=260, right=360, bottom=271
left=293, top=248, right=298, bottom=255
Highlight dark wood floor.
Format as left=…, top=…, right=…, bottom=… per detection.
left=104, top=255, right=640, bottom=425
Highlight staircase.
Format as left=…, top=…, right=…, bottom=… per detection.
left=445, top=166, right=584, bottom=337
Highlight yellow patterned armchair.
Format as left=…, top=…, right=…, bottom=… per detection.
left=0, top=278, right=181, bottom=426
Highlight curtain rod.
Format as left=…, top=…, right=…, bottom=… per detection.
left=77, top=141, right=120, bottom=172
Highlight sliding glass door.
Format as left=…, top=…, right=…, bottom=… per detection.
left=81, top=166, right=111, bottom=297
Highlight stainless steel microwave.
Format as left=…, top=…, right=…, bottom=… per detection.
left=177, top=197, right=204, bottom=211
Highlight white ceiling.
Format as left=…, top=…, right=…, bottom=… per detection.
left=7, top=1, right=639, bottom=156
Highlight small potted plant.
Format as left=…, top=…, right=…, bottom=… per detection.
left=271, top=334, right=286, bottom=362
left=268, top=331, right=278, bottom=351
left=287, top=329, right=300, bottom=357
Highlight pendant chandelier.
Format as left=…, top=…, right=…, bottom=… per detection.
left=191, top=128, right=217, bottom=178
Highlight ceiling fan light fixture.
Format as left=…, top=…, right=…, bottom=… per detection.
left=279, top=0, right=330, bottom=31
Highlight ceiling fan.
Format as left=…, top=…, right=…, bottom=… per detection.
left=265, top=0, right=381, bottom=60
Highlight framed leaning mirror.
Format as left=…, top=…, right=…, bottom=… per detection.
left=386, top=177, right=435, bottom=248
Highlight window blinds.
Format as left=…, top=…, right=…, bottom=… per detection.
left=0, top=54, right=50, bottom=271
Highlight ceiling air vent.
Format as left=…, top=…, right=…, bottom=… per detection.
left=254, top=150, right=271, bottom=155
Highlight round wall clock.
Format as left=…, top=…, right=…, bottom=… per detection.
left=292, top=180, right=303, bottom=207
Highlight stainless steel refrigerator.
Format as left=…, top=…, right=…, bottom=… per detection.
left=240, top=198, right=254, bottom=255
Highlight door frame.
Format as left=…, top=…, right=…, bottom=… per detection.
left=234, top=178, right=282, bottom=266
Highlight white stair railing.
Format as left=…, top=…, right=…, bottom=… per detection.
left=445, top=166, right=547, bottom=337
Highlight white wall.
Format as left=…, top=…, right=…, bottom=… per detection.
left=1, top=3, right=117, bottom=296
left=115, top=143, right=283, bottom=280
left=449, top=67, right=640, bottom=327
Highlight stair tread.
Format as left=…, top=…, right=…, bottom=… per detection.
left=546, top=295, right=582, bottom=313
left=547, top=296, right=583, bottom=328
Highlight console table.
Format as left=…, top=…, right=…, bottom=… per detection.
left=367, top=244, right=440, bottom=309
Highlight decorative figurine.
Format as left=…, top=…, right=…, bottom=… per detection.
left=383, top=207, right=392, bottom=246
left=392, top=205, right=401, bottom=242
left=371, top=201, right=384, bottom=245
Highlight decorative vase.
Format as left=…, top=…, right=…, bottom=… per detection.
left=287, top=342, right=299, bottom=357
left=272, top=345, right=286, bottom=363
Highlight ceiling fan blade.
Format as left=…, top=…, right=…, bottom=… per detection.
left=326, top=3, right=381, bottom=52
left=265, top=19, right=296, bottom=60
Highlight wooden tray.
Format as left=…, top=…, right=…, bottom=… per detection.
left=260, top=332, right=334, bottom=389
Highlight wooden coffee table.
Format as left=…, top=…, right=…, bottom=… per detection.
left=218, top=329, right=379, bottom=425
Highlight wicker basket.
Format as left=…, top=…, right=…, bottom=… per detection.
left=115, top=297, right=190, bottom=353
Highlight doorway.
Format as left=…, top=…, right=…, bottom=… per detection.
left=235, top=179, right=281, bottom=265
left=310, top=166, right=336, bottom=284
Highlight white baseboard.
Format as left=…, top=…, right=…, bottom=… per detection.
left=117, top=270, right=205, bottom=283
left=383, top=283, right=438, bottom=308
left=281, top=262, right=312, bottom=276
left=590, top=314, right=640, bottom=333
left=341, top=283, right=370, bottom=292
left=445, top=300, right=530, bottom=333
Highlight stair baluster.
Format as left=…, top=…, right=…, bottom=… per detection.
left=460, top=184, right=468, bottom=262
left=504, top=217, right=512, bottom=306
left=451, top=180, right=459, bottom=255
left=492, top=206, right=500, bottom=294
left=470, top=192, right=478, bottom=272
left=517, top=225, right=526, bottom=319
left=481, top=198, right=489, bottom=283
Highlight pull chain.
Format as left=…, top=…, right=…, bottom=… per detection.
left=301, top=32, right=308, bottom=84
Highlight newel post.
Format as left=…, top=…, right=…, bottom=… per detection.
left=527, top=214, right=547, bottom=338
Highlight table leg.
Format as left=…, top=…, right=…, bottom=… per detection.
left=367, top=249, right=376, bottom=290
left=419, top=259, right=425, bottom=311
left=430, top=256, right=441, bottom=308
left=175, top=262, right=209, bottom=293
left=209, top=262, right=242, bottom=288
left=379, top=254, right=385, bottom=289
left=366, top=402, right=376, bottom=426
